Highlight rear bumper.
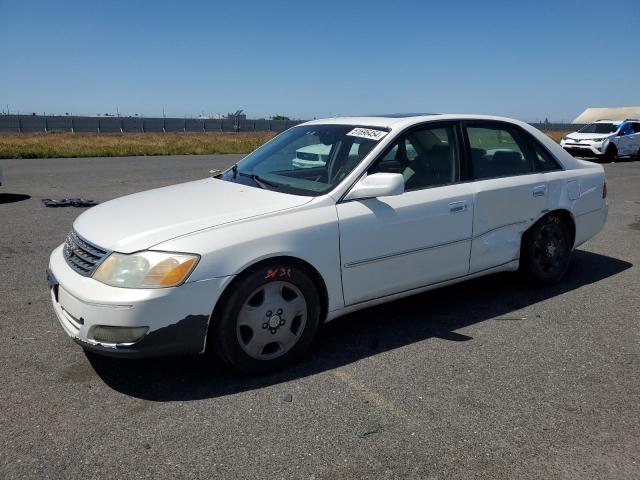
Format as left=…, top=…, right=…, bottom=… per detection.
left=48, top=244, right=233, bottom=358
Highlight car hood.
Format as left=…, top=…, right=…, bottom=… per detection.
left=565, top=132, right=614, bottom=141
left=73, top=178, right=312, bottom=253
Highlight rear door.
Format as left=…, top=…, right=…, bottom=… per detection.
left=463, top=121, right=547, bottom=273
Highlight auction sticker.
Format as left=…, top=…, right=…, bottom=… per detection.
left=346, top=127, right=388, bottom=141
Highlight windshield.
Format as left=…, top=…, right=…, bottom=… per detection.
left=578, top=123, right=618, bottom=134
left=218, top=124, right=389, bottom=196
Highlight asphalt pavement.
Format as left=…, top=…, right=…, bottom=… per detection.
left=0, top=155, right=638, bottom=479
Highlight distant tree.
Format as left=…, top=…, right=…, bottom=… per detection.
left=544, top=117, right=550, bottom=124
left=271, top=115, right=290, bottom=121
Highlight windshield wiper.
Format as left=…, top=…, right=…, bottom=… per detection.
left=238, top=171, right=280, bottom=189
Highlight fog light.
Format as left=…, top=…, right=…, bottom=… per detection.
left=92, top=326, right=148, bottom=344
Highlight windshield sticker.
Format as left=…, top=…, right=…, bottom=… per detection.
left=346, top=127, right=388, bottom=141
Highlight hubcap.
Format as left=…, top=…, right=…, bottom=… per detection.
left=236, top=281, right=307, bottom=360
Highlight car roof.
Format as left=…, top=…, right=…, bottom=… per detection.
left=301, top=114, right=532, bottom=130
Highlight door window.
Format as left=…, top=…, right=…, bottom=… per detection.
left=466, top=125, right=534, bottom=179
left=528, top=139, right=561, bottom=172
left=369, top=125, right=459, bottom=190
left=619, top=123, right=633, bottom=136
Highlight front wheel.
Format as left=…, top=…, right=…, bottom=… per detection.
left=210, top=261, right=321, bottom=374
left=603, top=145, right=617, bottom=162
left=520, top=215, right=572, bottom=286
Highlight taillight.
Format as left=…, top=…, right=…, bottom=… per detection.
left=602, top=181, right=607, bottom=199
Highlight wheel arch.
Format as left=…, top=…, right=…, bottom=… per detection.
left=524, top=208, right=577, bottom=248
left=208, top=255, right=330, bottom=337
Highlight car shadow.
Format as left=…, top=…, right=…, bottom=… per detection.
left=0, top=193, right=31, bottom=204
left=87, top=250, right=632, bottom=401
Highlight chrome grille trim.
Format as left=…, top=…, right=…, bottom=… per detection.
left=63, top=230, right=110, bottom=276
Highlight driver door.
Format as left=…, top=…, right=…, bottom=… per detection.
left=336, top=122, right=474, bottom=305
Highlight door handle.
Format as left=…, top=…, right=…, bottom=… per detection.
left=533, top=185, right=547, bottom=197
left=449, top=201, right=467, bottom=213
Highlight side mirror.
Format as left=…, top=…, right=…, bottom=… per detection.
left=343, top=172, right=404, bottom=201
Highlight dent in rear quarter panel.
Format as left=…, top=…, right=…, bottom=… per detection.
left=544, top=164, right=606, bottom=247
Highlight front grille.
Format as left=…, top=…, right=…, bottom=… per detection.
left=63, top=230, right=109, bottom=276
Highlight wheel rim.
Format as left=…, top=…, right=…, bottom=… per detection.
left=531, top=224, right=568, bottom=275
left=236, top=281, right=308, bottom=361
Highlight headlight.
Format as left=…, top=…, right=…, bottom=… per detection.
left=93, top=251, right=199, bottom=288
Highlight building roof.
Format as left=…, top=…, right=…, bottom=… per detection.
left=573, top=107, right=640, bottom=124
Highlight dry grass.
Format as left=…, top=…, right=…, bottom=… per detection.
left=0, top=132, right=277, bottom=159
left=544, top=131, right=569, bottom=143
left=0, top=130, right=568, bottom=159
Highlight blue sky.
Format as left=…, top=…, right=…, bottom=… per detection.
left=1, top=0, right=638, bottom=121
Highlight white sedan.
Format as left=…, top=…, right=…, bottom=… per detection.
left=48, top=114, right=608, bottom=373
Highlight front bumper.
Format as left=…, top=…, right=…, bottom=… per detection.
left=48, top=244, right=233, bottom=358
left=561, top=142, right=605, bottom=157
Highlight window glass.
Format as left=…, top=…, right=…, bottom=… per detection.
left=219, top=124, right=386, bottom=196
left=466, top=126, right=533, bottom=179
left=370, top=125, right=459, bottom=190
left=633, top=123, right=640, bottom=133
left=530, top=141, right=561, bottom=172
left=620, top=123, right=633, bottom=135
left=578, top=123, right=619, bottom=134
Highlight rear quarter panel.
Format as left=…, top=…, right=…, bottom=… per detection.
left=544, top=160, right=607, bottom=247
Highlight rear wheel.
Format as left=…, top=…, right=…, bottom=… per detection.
left=521, top=215, right=572, bottom=286
left=210, top=261, right=321, bottom=374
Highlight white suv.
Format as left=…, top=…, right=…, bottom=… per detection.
left=560, top=119, right=640, bottom=161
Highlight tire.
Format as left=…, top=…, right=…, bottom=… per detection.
left=603, top=144, right=617, bottom=162
left=520, top=214, right=572, bottom=286
left=210, top=261, right=321, bottom=374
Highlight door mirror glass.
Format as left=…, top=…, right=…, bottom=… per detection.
left=344, top=173, right=404, bottom=201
